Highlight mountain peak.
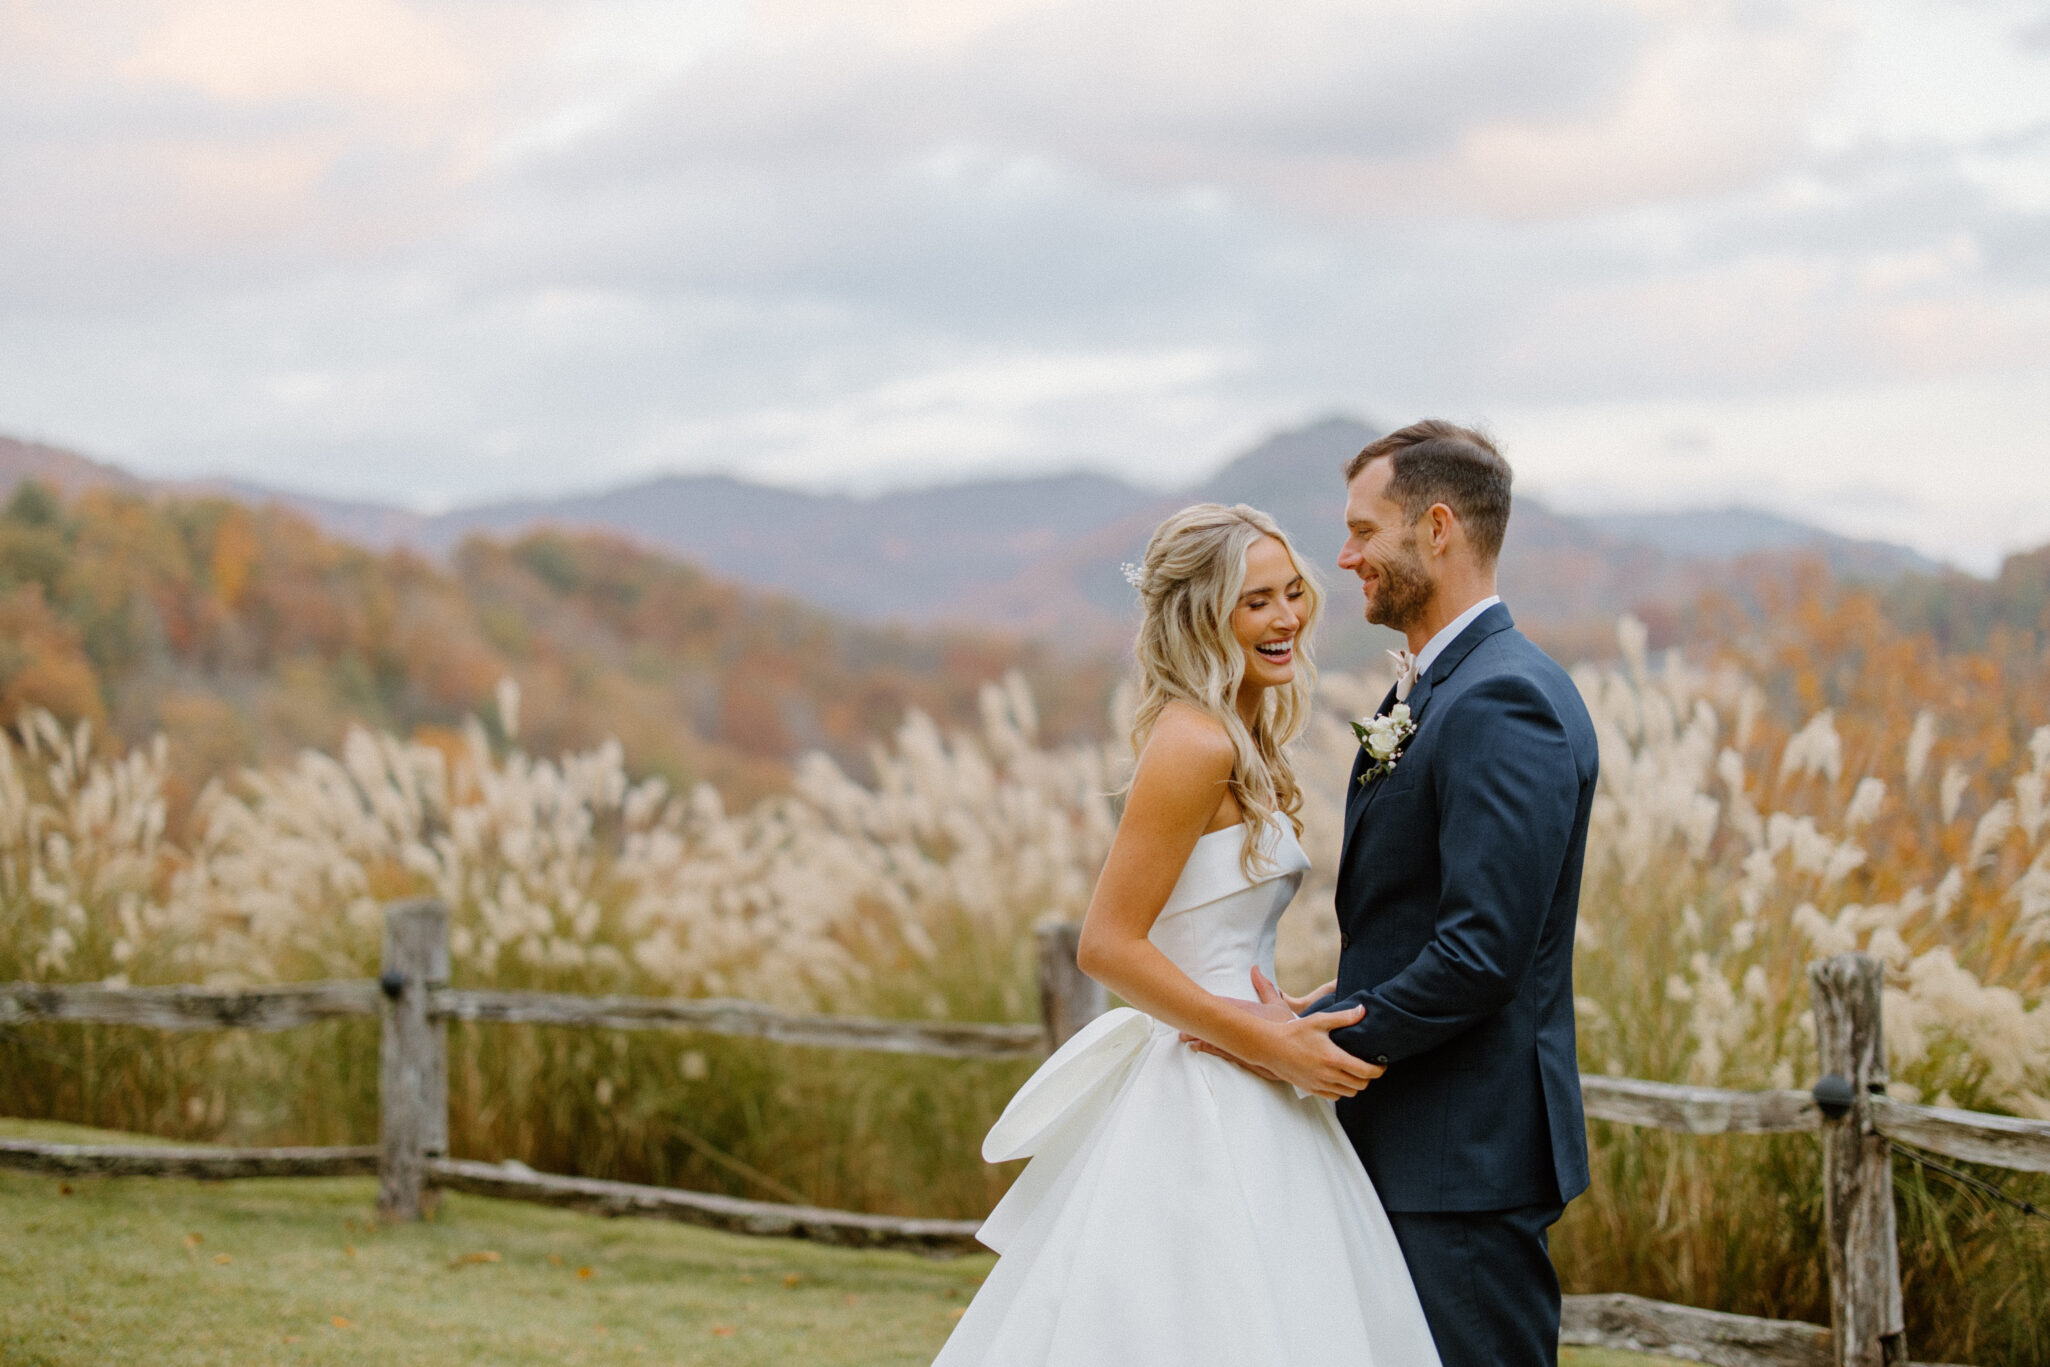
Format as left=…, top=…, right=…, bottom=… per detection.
left=0, top=421, right=1946, bottom=659
left=1197, top=416, right=1380, bottom=506
left=0, top=436, right=147, bottom=496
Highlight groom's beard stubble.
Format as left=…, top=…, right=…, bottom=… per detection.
left=1365, top=534, right=1434, bottom=634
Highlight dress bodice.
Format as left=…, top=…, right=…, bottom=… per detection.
left=1147, top=814, right=1310, bottom=1002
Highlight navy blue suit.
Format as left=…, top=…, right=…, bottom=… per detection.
left=1316, top=602, right=1597, bottom=1367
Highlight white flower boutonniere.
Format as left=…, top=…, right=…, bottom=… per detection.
left=1351, top=703, right=1416, bottom=786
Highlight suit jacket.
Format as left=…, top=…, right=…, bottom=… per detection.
left=1316, top=602, right=1597, bottom=1213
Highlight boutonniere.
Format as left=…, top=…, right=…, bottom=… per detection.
left=1351, top=703, right=1415, bottom=786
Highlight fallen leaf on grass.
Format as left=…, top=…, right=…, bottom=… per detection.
left=451, top=1250, right=502, bottom=1266
left=331, top=1316, right=354, bottom=1329
left=183, top=1234, right=203, bottom=1250
left=950, top=1308, right=966, bottom=1320
left=782, top=1273, right=801, bottom=1289
left=343, top=1245, right=356, bottom=1258
left=710, top=1326, right=736, bottom=1338
left=58, top=1183, right=72, bottom=1196
left=576, top=1266, right=594, bottom=1280
left=547, top=1253, right=563, bottom=1267
left=844, top=1294, right=858, bottom=1307
left=282, top=1335, right=300, bottom=1344
left=213, top=1253, right=233, bottom=1265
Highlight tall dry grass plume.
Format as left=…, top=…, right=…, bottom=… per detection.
left=3, top=600, right=2046, bottom=1362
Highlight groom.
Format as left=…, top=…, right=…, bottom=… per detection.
left=1303, top=421, right=1597, bottom=1366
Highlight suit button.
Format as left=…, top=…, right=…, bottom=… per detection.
left=1368, top=1055, right=1389, bottom=1066
left=1339, top=932, right=1352, bottom=950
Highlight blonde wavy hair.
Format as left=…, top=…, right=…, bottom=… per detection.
left=1125, top=503, right=1324, bottom=876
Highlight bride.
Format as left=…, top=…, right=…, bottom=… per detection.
left=934, top=504, right=1441, bottom=1366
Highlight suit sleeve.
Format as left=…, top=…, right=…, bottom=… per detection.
left=1321, top=674, right=1579, bottom=1065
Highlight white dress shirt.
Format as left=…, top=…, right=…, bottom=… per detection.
left=1411, top=594, right=1502, bottom=681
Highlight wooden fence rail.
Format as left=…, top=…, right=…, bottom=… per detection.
left=427, top=1158, right=984, bottom=1255
left=0, top=1140, right=377, bottom=1180
left=6, top=904, right=2047, bottom=1367
left=0, top=979, right=381, bottom=1031
left=431, top=989, right=1043, bottom=1058
left=1872, top=1095, right=2050, bottom=1173
left=1559, top=1293, right=1832, bottom=1367
left=0, top=983, right=1042, bottom=1058
left=1580, top=1075, right=1821, bottom=1135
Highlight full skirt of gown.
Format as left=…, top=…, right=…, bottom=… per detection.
left=932, top=819, right=1441, bottom=1367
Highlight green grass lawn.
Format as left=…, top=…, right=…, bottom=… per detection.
left=2, top=1118, right=1667, bottom=1366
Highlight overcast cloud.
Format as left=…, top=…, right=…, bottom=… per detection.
left=2, top=0, right=2047, bottom=569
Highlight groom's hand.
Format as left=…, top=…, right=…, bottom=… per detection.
left=1253, top=965, right=1349, bottom=1024
left=1270, top=967, right=1337, bottom=1017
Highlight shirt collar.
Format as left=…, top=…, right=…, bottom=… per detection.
left=1411, top=595, right=1502, bottom=680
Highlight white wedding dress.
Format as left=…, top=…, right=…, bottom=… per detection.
left=933, top=814, right=1441, bottom=1367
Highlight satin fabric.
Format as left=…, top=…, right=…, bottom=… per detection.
left=933, top=816, right=1441, bottom=1367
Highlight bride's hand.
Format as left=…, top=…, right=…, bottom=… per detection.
left=1264, top=967, right=1337, bottom=1017
left=1252, top=1006, right=1384, bottom=1101
left=1180, top=995, right=1292, bottom=1080
left=1241, top=969, right=1385, bottom=1099
left=1182, top=978, right=1384, bottom=1099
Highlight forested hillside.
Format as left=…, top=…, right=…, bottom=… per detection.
left=3, top=422, right=1943, bottom=665
left=6, top=459, right=2047, bottom=842
left=1887, top=542, right=2050, bottom=653
left=0, top=480, right=1115, bottom=822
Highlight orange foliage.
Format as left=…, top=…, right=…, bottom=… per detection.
left=0, top=586, right=105, bottom=727
left=0, top=482, right=1118, bottom=826
left=1705, top=563, right=2050, bottom=996
left=208, top=504, right=260, bottom=609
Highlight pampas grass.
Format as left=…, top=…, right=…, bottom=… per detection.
left=3, top=624, right=2046, bottom=1361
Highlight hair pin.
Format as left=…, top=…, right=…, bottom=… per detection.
left=1120, top=562, right=1146, bottom=589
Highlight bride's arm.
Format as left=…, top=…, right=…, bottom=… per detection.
left=1075, top=709, right=1381, bottom=1101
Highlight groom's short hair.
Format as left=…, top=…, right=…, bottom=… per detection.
left=1345, top=420, right=1512, bottom=563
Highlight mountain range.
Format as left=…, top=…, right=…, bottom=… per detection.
left=2, top=420, right=1940, bottom=665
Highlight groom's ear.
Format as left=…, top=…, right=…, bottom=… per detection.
left=1422, top=501, right=1462, bottom=558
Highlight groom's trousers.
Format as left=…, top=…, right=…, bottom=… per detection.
left=1383, top=1202, right=1565, bottom=1367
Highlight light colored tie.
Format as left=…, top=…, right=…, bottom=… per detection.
left=1388, top=648, right=1420, bottom=703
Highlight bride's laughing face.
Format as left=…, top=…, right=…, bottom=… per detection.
left=1231, top=536, right=1306, bottom=690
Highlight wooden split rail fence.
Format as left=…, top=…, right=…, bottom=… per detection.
left=4, top=897, right=2047, bottom=1367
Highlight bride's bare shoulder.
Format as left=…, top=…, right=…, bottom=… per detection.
left=1140, top=701, right=1235, bottom=777
left=1125, top=704, right=1238, bottom=837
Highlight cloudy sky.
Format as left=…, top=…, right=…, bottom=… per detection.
left=3, top=0, right=2048, bottom=570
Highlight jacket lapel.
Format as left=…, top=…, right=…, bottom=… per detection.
left=1342, top=603, right=1517, bottom=850
left=1417, top=601, right=1514, bottom=696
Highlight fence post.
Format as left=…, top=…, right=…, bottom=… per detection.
left=378, top=898, right=449, bottom=1222
left=1808, top=952, right=1907, bottom=1367
left=1035, top=922, right=1104, bottom=1053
